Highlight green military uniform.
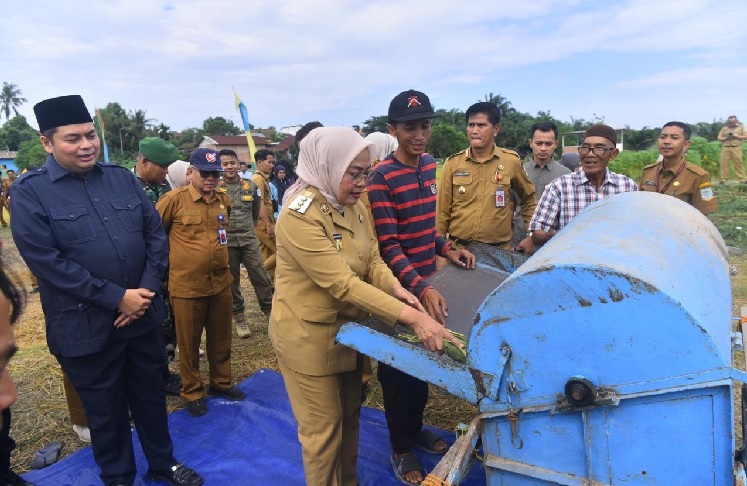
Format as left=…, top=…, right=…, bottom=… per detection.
left=437, top=145, right=536, bottom=248
left=134, top=136, right=181, bottom=362
left=134, top=170, right=172, bottom=203
left=718, top=123, right=746, bottom=182
left=252, top=171, right=277, bottom=278
left=640, top=159, right=718, bottom=215
left=219, top=178, right=273, bottom=315
left=270, top=187, right=405, bottom=486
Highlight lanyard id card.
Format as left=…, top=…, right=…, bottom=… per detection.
left=217, top=214, right=228, bottom=245
left=495, top=187, right=506, bottom=208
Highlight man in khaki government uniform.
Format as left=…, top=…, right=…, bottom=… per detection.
left=718, top=115, right=747, bottom=183
left=251, top=149, right=277, bottom=279
left=640, top=121, right=718, bottom=216
left=156, top=148, right=245, bottom=418
left=437, top=101, right=537, bottom=250
left=218, top=149, right=273, bottom=338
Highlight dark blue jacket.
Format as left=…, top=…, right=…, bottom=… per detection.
left=10, top=156, right=168, bottom=357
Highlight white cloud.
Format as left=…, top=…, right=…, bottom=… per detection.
left=1, top=0, right=746, bottom=130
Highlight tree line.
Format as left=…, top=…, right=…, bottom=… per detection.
left=0, top=82, right=735, bottom=170
left=355, top=93, right=731, bottom=160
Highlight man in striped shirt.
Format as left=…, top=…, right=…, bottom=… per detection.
left=517, top=124, right=638, bottom=254
left=367, top=89, right=474, bottom=485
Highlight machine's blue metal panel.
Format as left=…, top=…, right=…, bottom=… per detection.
left=484, top=385, right=734, bottom=484
left=335, top=323, right=482, bottom=403
left=471, top=281, right=725, bottom=404
left=597, top=387, right=732, bottom=484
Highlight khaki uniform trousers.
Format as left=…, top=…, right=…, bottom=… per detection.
left=171, top=285, right=233, bottom=401
left=63, top=370, right=87, bottom=426
left=228, top=238, right=274, bottom=314
left=278, top=360, right=363, bottom=486
left=256, top=229, right=277, bottom=280
left=720, top=146, right=747, bottom=181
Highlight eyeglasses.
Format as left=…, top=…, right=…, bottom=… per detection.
left=198, top=170, right=221, bottom=179
left=343, top=170, right=372, bottom=182
left=578, top=146, right=615, bottom=156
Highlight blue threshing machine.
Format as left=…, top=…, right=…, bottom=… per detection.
left=337, top=192, right=747, bottom=485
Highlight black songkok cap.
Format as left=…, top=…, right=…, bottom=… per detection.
left=584, top=124, right=618, bottom=145
left=33, top=95, right=93, bottom=132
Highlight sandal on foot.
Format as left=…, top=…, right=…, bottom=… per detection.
left=390, top=452, right=424, bottom=485
left=414, top=429, right=448, bottom=455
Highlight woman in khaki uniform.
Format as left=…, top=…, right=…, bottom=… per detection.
left=270, top=127, right=460, bottom=486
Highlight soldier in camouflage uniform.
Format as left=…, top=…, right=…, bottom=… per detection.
left=218, top=149, right=273, bottom=338
left=134, top=137, right=182, bottom=395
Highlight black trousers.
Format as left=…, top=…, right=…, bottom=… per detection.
left=58, top=328, right=175, bottom=486
left=0, top=408, right=14, bottom=475
left=377, top=363, right=428, bottom=454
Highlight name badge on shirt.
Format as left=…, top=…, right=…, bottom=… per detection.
left=241, top=195, right=253, bottom=201
left=495, top=188, right=506, bottom=208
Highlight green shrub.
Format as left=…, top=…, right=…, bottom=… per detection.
left=609, top=149, right=658, bottom=181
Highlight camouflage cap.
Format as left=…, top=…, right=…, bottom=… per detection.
left=139, top=137, right=180, bottom=167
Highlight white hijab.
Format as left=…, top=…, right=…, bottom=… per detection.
left=166, top=160, right=190, bottom=188
left=365, top=132, right=398, bottom=161
left=284, top=127, right=375, bottom=212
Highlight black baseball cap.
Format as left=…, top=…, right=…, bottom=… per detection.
left=387, top=89, right=438, bottom=123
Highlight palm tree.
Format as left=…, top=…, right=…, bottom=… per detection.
left=156, top=123, right=171, bottom=141
left=0, top=82, right=27, bottom=122
left=481, top=92, right=515, bottom=118
left=127, top=109, right=156, bottom=149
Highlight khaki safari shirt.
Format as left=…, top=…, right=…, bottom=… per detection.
left=220, top=178, right=260, bottom=246
left=156, top=184, right=232, bottom=298
left=252, top=171, right=275, bottom=238
left=719, top=124, right=746, bottom=148
left=437, top=145, right=537, bottom=245
left=270, top=187, right=404, bottom=376
left=639, top=160, right=718, bottom=215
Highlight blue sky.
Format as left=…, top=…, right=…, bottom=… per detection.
left=2, top=0, right=746, bottom=133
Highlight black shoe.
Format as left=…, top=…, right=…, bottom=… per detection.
left=185, top=398, right=208, bottom=417
left=164, top=372, right=182, bottom=396
left=0, top=470, right=36, bottom=486
left=207, top=385, right=245, bottom=401
left=147, top=464, right=204, bottom=486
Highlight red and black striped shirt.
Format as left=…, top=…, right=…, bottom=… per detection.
left=366, top=154, right=452, bottom=299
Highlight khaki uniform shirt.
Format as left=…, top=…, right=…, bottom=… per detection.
left=220, top=178, right=260, bottom=247
left=437, top=145, right=537, bottom=245
left=270, top=187, right=404, bottom=376
left=156, top=184, right=232, bottom=298
left=640, top=160, right=718, bottom=215
left=719, top=124, right=746, bottom=148
left=252, top=172, right=275, bottom=238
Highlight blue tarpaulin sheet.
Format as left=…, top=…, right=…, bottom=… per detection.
left=24, top=369, right=486, bottom=485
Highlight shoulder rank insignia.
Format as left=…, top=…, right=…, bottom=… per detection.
left=290, top=191, right=315, bottom=214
